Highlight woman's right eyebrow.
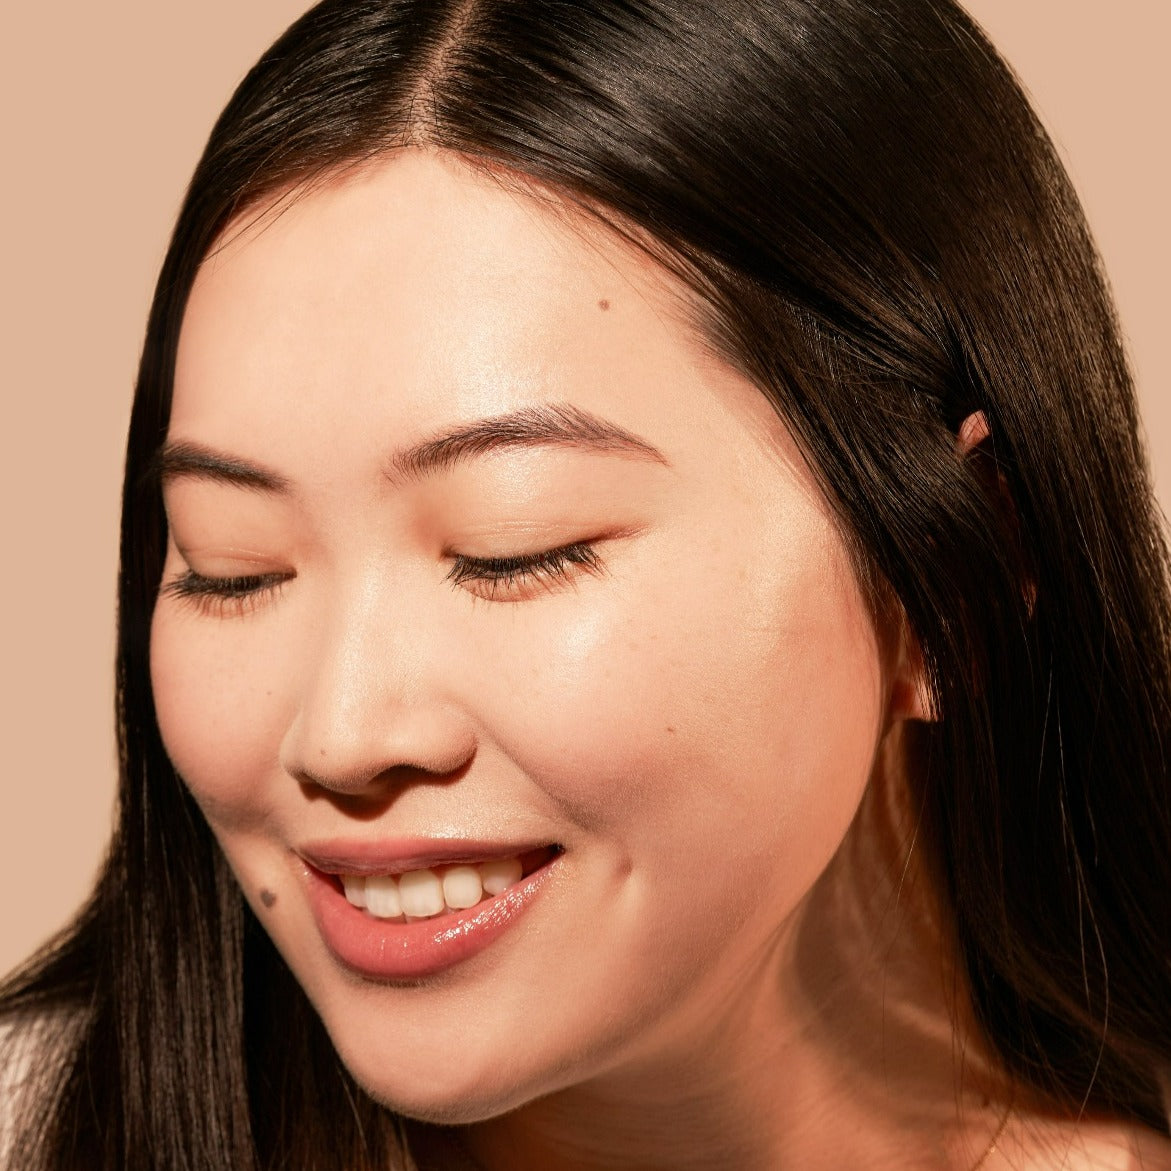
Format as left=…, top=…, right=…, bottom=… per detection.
left=150, top=441, right=290, bottom=494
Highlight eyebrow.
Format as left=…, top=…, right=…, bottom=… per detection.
left=387, top=403, right=669, bottom=483
left=152, top=441, right=291, bottom=493
left=152, top=403, right=668, bottom=493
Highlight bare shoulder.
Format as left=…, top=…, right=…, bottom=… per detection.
left=1130, top=1126, right=1171, bottom=1171
left=992, top=1113, right=1171, bottom=1171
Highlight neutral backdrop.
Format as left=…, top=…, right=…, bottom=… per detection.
left=2, top=2, right=1167, bottom=977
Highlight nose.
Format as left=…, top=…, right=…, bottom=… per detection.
left=278, top=577, right=477, bottom=797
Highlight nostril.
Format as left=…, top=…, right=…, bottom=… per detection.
left=281, top=704, right=478, bottom=797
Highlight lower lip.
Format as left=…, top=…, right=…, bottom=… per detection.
left=303, top=859, right=556, bottom=981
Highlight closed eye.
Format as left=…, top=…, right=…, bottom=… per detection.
left=160, top=569, right=291, bottom=618
left=446, top=541, right=605, bottom=601
left=159, top=541, right=606, bottom=614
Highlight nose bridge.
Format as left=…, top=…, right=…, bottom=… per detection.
left=280, top=567, right=474, bottom=791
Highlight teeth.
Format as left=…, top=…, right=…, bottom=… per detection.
left=341, top=874, right=367, bottom=908
left=479, top=857, right=523, bottom=896
left=364, top=875, right=402, bottom=919
left=399, top=869, right=445, bottom=918
left=338, top=854, right=534, bottom=919
left=442, top=865, right=483, bottom=910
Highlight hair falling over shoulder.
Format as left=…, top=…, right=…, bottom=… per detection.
left=3, top=1, right=1169, bottom=1166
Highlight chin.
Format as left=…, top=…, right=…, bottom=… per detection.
left=315, top=1006, right=555, bottom=1124
left=340, top=1046, right=547, bottom=1126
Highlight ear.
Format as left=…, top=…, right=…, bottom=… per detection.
left=956, top=408, right=1036, bottom=615
left=888, top=613, right=935, bottom=723
left=884, top=412, right=990, bottom=725
left=957, top=409, right=990, bottom=454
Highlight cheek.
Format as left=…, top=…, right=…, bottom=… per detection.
left=474, top=521, right=885, bottom=888
left=149, top=608, right=293, bottom=831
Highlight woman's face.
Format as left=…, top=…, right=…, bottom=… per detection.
left=151, top=150, right=906, bottom=1119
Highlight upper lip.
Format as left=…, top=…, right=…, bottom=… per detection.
left=297, top=836, right=556, bottom=877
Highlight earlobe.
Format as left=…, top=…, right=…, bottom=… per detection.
left=889, top=619, right=937, bottom=724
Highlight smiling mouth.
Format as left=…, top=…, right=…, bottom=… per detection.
left=325, top=846, right=559, bottom=923
left=301, top=843, right=563, bottom=979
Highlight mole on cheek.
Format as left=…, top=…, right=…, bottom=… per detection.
left=260, top=889, right=277, bottom=908
left=597, top=298, right=611, bottom=311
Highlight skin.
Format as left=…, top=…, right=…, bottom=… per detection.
left=150, top=150, right=1166, bottom=1171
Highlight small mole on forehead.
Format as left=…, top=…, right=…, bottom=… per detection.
left=597, top=299, right=611, bottom=311
left=260, top=889, right=277, bottom=908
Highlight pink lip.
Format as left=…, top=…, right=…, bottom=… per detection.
left=299, top=845, right=560, bottom=981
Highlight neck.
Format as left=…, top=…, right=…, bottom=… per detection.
left=414, top=728, right=1014, bottom=1171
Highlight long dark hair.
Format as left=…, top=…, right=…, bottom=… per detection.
left=4, top=0, right=1169, bottom=1166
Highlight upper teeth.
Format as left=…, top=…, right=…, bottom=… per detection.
left=341, top=856, right=525, bottom=920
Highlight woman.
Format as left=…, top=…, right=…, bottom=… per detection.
left=2, top=0, right=1169, bottom=1167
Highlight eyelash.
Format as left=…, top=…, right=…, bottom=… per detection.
left=445, top=541, right=604, bottom=599
left=161, top=542, right=604, bottom=616
left=161, top=570, right=290, bottom=618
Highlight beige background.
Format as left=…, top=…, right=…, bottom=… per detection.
left=2, top=2, right=1167, bottom=978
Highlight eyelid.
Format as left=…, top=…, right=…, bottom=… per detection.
left=168, top=538, right=288, bottom=570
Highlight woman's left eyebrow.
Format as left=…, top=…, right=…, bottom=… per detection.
left=386, top=402, right=670, bottom=484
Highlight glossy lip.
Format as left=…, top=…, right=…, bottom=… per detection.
left=300, top=844, right=561, bottom=981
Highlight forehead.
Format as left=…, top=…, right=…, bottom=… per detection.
left=171, top=149, right=791, bottom=475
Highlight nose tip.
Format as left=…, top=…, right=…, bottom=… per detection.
left=276, top=572, right=479, bottom=797
left=281, top=703, right=478, bottom=798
